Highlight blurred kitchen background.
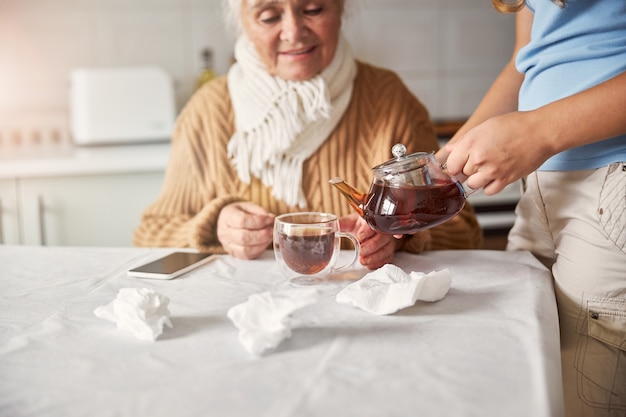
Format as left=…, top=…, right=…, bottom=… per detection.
left=0, top=0, right=519, bottom=248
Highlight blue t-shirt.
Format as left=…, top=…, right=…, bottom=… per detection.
left=516, top=0, right=626, bottom=171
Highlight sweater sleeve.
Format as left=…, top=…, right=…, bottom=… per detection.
left=133, top=78, right=243, bottom=253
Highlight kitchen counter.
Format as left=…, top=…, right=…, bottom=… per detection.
left=0, top=140, right=170, bottom=246
left=0, top=141, right=170, bottom=179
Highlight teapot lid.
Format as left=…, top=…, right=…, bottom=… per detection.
left=372, top=144, right=433, bottom=175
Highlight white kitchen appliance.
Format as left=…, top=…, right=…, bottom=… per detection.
left=69, top=66, right=176, bottom=145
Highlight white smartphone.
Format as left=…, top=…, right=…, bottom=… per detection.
left=127, top=252, right=216, bottom=280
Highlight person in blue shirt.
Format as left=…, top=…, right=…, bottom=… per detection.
left=437, top=1, right=626, bottom=416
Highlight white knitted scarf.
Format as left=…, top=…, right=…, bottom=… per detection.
left=227, top=34, right=357, bottom=207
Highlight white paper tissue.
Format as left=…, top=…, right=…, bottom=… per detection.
left=94, top=288, right=172, bottom=341
left=336, top=264, right=451, bottom=315
left=227, top=288, right=321, bottom=356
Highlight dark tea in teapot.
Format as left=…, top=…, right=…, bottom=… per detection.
left=363, top=180, right=465, bottom=234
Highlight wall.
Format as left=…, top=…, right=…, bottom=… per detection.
left=0, top=0, right=515, bottom=138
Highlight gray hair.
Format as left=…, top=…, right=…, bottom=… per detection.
left=222, top=0, right=358, bottom=35
left=222, top=0, right=242, bottom=34
left=491, top=0, right=565, bottom=13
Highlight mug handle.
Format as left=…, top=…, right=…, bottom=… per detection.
left=331, top=232, right=361, bottom=272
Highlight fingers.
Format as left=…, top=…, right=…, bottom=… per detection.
left=434, top=144, right=452, bottom=166
left=340, top=215, right=395, bottom=269
left=358, top=232, right=395, bottom=270
left=338, top=213, right=361, bottom=233
left=223, top=224, right=273, bottom=246
left=481, top=178, right=507, bottom=196
left=217, top=202, right=275, bottom=260
left=354, top=218, right=376, bottom=242
left=465, top=170, right=490, bottom=192
left=222, top=231, right=273, bottom=260
left=443, top=140, right=470, bottom=177
left=219, top=226, right=273, bottom=260
left=225, top=202, right=275, bottom=230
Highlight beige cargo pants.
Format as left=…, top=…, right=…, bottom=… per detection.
left=507, top=163, right=626, bottom=417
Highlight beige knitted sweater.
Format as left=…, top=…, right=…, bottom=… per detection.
left=133, top=61, right=483, bottom=253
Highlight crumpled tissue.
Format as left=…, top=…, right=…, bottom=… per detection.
left=336, top=264, right=451, bottom=315
left=94, top=288, right=172, bottom=341
left=227, top=288, right=321, bottom=356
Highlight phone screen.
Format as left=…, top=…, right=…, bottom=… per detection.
left=128, top=252, right=214, bottom=279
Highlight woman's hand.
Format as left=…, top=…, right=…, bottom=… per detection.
left=339, top=213, right=397, bottom=270
left=442, top=111, right=551, bottom=195
left=217, top=202, right=275, bottom=260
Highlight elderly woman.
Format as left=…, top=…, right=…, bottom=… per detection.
left=133, top=0, right=483, bottom=269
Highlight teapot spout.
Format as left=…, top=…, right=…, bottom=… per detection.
left=329, top=177, right=367, bottom=217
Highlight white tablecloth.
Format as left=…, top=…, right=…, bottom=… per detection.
left=0, top=246, right=563, bottom=417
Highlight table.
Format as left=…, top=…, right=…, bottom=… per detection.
left=0, top=246, right=563, bottom=417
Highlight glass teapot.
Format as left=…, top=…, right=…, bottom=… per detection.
left=329, top=144, right=470, bottom=235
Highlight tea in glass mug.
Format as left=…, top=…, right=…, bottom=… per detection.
left=273, top=212, right=360, bottom=285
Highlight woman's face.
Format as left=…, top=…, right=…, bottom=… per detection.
left=240, top=0, right=343, bottom=81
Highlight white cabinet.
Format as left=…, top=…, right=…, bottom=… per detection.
left=0, top=179, right=21, bottom=244
left=3, top=171, right=164, bottom=247
left=0, top=141, right=169, bottom=247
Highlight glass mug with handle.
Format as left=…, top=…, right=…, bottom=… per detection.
left=273, top=212, right=361, bottom=285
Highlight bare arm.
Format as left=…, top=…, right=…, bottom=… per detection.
left=437, top=7, right=531, bottom=156
left=441, top=7, right=626, bottom=195
left=533, top=70, right=626, bottom=155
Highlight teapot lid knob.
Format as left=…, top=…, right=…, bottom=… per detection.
left=391, top=143, right=407, bottom=159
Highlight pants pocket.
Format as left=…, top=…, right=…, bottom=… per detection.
left=575, top=295, right=626, bottom=412
left=598, top=163, right=626, bottom=253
